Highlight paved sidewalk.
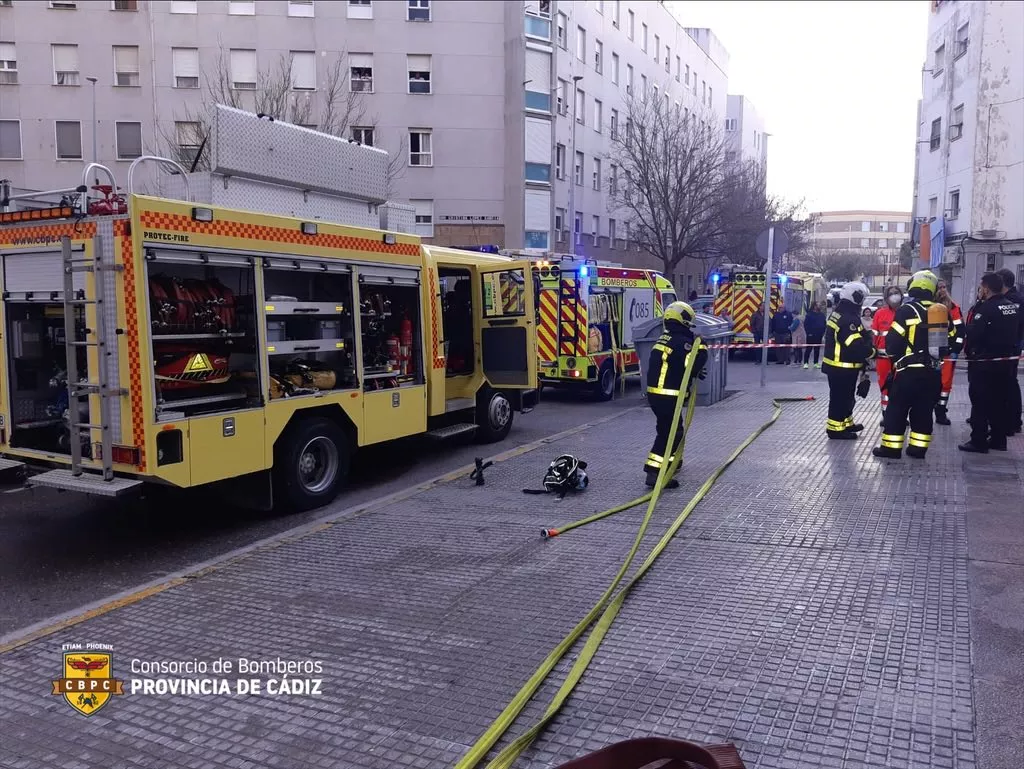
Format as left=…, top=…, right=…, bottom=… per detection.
left=1, top=380, right=1021, bottom=769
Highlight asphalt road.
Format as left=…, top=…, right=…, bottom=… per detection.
left=0, top=383, right=646, bottom=636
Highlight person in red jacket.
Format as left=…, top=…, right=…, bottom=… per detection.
left=934, top=280, right=965, bottom=425
left=871, top=285, right=904, bottom=424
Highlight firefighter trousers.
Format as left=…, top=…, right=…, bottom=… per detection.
left=645, top=392, right=685, bottom=474
left=876, top=357, right=892, bottom=412
left=881, top=368, right=941, bottom=455
left=938, top=358, right=955, bottom=411
left=824, top=368, right=859, bottom=435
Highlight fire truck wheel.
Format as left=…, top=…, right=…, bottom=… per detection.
left=273, top=417, right=350, bottom=511
left=476, top=388, right=514, bottom=443
left=594, top=362, right=616, bottom=401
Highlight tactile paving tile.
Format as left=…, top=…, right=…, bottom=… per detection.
left=0, top=379, right=999, bottom=769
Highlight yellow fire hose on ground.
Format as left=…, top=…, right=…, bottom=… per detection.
left=455, top=340, right=814, bottom=769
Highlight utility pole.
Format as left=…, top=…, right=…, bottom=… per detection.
left=86, top=77, right=98, bottom=163
left=568, top=74, right=583, bottom=255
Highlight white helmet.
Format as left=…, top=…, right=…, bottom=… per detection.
left=839, top=281, right=870, bottom=306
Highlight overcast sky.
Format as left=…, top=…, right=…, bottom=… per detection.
left=671, top=0, right=929, bottom=214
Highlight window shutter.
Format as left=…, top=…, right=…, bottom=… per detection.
left=116, top=123, right=143, bottom=158
left=0, top=42, right=15, bottom=62
left=172, top=48, right=199, bottom=78
left=407, top=54, right=430, bottom=72
left=524, top=189, right=550, bottom=232
left=349, top=53, right=373, bottom=69
left=290, top=51, right=315, bottom=89
left=0, top=121, right=21, bottom=159
left=525, top=49, right=549, bottom=92
left=55, top=121, right=82, bottom=157
left=52, top=44, right=79, bottom=72
left=524, top=118, right=549, bottom=165
left=114, top=46, right=139, bottom=72
left=230, top=49, right=257, bottom=84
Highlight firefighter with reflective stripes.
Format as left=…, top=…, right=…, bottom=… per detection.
left=644, top=301, right=708, bottom=488
left=823, top=282, right=875, bottom=439
left=872, top=270, right=945, bottom=459
left=871, top=285, right=904, bottom=424
left=934, top=279, right=964, bottom=425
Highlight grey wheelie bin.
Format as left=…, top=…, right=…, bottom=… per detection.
left=634, top=313, right=733, bottom=405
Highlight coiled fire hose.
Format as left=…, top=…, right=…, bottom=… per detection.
left=455, top=341, right=813, bottom=769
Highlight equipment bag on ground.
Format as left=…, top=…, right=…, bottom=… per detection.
left=552, top=737, right=747, bottom=769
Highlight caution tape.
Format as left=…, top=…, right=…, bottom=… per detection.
left=711, top=341, right=1023, bottom=365
left=455, top=370, right=815, bottom=767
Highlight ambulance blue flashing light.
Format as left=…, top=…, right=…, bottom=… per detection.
left=579, top=265, right=590, bottom=278
left=710, top=272, right=720, bottom=284
left=779, top=274, right=788, bottom=284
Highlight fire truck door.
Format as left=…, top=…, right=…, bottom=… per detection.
left=476, top=262, right=537, bottom=388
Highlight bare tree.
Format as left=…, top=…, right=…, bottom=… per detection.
left=158, top=50, right=404, bottom=195
left=607, top=93, right=732, bottom=277
left=804, top=247, right=879, bottom=282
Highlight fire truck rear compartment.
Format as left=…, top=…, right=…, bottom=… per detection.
left=4, top=302, right=89, bottom=456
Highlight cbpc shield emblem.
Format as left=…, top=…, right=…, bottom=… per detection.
left=51, top=652, right=124, bottom=716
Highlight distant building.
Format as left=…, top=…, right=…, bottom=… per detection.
left=808, top=210, right=913, bottom=290
left=911, top=0, right=1024, bottom=307
left=724, top=94, right=767, bottom=169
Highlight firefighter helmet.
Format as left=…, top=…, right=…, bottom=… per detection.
left=909, top=269, right=938, bottom=296
left=663, top=301, right=696, bottom=329
left=839, top=281, right=870, bottom=306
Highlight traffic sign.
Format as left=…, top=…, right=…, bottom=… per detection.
left=755, top=227, right=789, bottom=262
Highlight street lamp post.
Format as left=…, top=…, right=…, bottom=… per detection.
left=86, top=76, right=98, bottom=167
left=568, top=74, right=583, bottom=255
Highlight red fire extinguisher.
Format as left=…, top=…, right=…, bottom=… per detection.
left=400, top=314, right=414, bottom=376
left=386, top=335, right=401, bottom=372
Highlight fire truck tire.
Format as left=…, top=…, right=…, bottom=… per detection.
left=273, top=417, right=350, bottom=512
left=594, top=361, right=616, bottom=401
left=476, top=387, right=514, bottom=443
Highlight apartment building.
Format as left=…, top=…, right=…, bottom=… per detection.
left=724, top=94, right=767, bottom=169
left=0, top=0, right=730, bottom=276
left=808, top=210, right=912, bottom=290
left=911, top=0, right=1023, bottom=307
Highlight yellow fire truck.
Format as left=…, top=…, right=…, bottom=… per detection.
left=0, top=109, right=537, bottom=510
left=500, top=252, right=677, bottom=399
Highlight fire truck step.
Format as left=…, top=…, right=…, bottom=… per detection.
left=426, top=423, right=478, bottom=440
left=0, top=457, right=26, bottom=476
left=27, top=469, right=143, bottom=497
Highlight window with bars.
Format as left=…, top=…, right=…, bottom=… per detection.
left=52, top=44, right=79, bottom=86
left=409, top=129, right=432, bottom=166
left=0, top=42, right=16, bottom=85
left=55, top=120, right=82, bottom=159
left=172, top=48, right=199, bottom=88
left=113, top=45, right=139, bottom=87
left=115, top=121, right=143, bottom=159
left=408, top=54, right=431, bottom=94
left=349, top=53, right=373, bottom=92
left=229, top=49, right=257, bottom=90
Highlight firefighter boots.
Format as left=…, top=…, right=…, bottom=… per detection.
left=872, top=446, right=901, bottom=459
left=906, top=446, right=927, bottom=459
left=645, top=470, right=679, bottom=489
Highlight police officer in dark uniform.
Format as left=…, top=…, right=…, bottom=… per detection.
left=823, top=281, right=874, bottom=440
left=960, top=272, right=1021, bottom=453
left=644, top=301, right=708, bottom=488
left=872, top=270, right=944, bottom=459
left=996, top=268, right=1023, bottom=435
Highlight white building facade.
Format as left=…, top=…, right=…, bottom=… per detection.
left=912, top=0, right=1024, bottom=307
left=724, top=94, right=767, bottom=168
left=0, top=0, right=731, bottom=278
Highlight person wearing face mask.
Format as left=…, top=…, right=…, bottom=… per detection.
left=960, top=272, right=1020, bottom=452
left=934, top=280, right=965, bottom=425
left=870, top=286, right=904, bottom=424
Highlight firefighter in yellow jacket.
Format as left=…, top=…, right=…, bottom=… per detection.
left=822, top=282, right=875, bottom=439
left=644, top=301, right=708, bottom=488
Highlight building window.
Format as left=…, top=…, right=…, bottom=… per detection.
left=627, top=9, right=634, bottom=40
left=948, top=190, right=960, bottom=218
left=592, top=214, right=600, bottom=239
left=860, top=238, right=870, bottom=249
left=879, top=239, right=888, bottom=249
left=692, top=71, right=697, bottom=93
left=928, top=197, right=938, bottom=218
left=576, top=26, right=586, bottom=62
left=348, top=0, right=372, bottom=20
left=115, top=121, right=143, bottom=160
left=896, top=221, right=906, bottom=233
left=930, top=117, right=941, bottom=151
left=52, top=44, right=79, bottom=86
left=879, top=221, right=888, bottom=232
left=556, top=79, right=568, bottom=115
left=55, top=120, right=82, bottom=159
left=955, top=23, right=969, bottom=57
left=0, top=42, right=17, bottom=85
left=229, top=49, right=257, bottom=90
left=50, top=0, right=77, bottom=7
left=170, top=0, right=197, bottom=13
left=610, top=52, right=619, bottom=84
left=725, top=118, right=737, bottom=131
left=654, top=34, right=660, bottom=63
left=665, top=45, right=671, bottom=73
left=288, top=0, right=314, bottom=17
left=228, top=1, right=255, bottom=14
left=592, top=157, right=601, bottom=191
left=685, top=63, right=690, bottom=86
left=411, top=199, right=434, bottom=237
left=408, top=0, right=430, bottom=21
left=701, top=80, right=706, bottom=104
left=408, top=54, right=431, bottom=94
left=612, top=0, right=620, bottom=27
left=640, top=74, right=647, bottom=97
left=112, top=45, right=140, bottom=87
left=641, top=23, right=648, bottom=52
left=626, top=64, right=633, bottom=95
left=725, top=151, right=736, bottom=164
left=112, top=0, right=138, bottom=10
left=175, top=121, right=202, bottom=160
left=609, top=164, right=617, bottom=194
left=350, top=53, right=373, bottom=92
left=409, top=129, right=432, bottom=166
left=525, top=162, right=551, bottom=183
left=574, top=212, right=582, bottom=242
left=594, top=40, right=603, bottom=74
left=596, top=0, right=603, bottom=14
left=860, top=221, right=870, bottom=232
left=608, top=218, right=616, bottom=242
left=0, top=120, right=22, bottom=159
left=556, top=12, right=567, bottom=48
left=555, top=143, right=566, bottom=179
left=172, top=48, right=199, bottom=89
left=933, top=44, right=944, bottom=75
left=593, top=99, right=602, bottom=133
left=555, top=208, right=565, bottom=234
left=575, top=88, right=585, bottom=124
left=708, top=85, right=713, bottom=105
left=950, top=103, right=963, bottom=140
left=574, top=151, right=584, bottom=186
left=675, top=56, right=681, bottom=82
left=610, top=108, right=618, bottom=139
left=351, top=126, right=374, bottom=146
left=290, top=51, right=316, bottom=90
